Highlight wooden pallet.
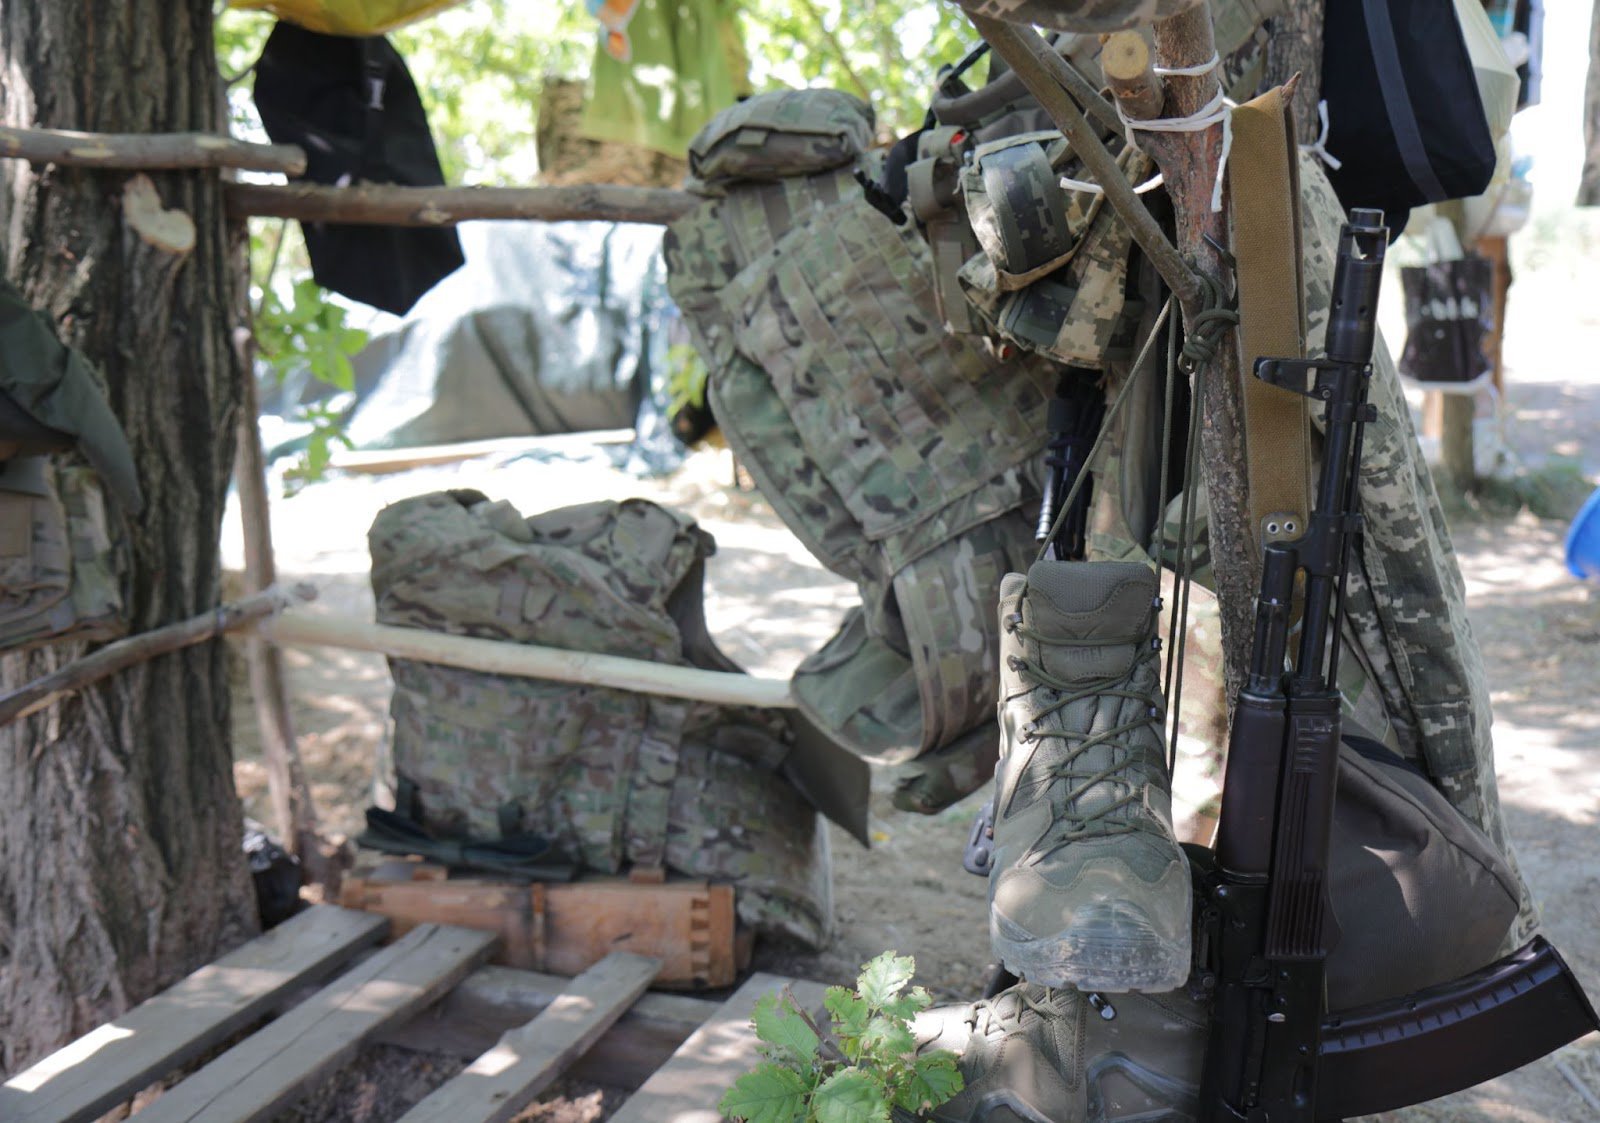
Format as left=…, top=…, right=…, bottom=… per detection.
left=0, top=904, right=821, bottom=1123
left=341, top=857, right=747, bottom=989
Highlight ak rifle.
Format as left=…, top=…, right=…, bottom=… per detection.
left=1197, top=209, right=1598, bottom=1121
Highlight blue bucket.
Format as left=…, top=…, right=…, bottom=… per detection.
left=1565, top=484, right=1600, bottom=580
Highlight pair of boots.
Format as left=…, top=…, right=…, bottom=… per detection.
left=926, top=560, right=1201, bottom=1122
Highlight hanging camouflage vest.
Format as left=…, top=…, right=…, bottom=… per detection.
left=369, top=490, right=831, bottom=947
left=666, top=89, right=1070, bottom=812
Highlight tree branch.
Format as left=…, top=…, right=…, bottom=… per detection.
left=968, top=16, right=1200, bottom=306
left=2, top=586, right=316, bottom=731
left=1141, top=4, right=1256, bottom=699
left=0, top=125, right=306, bottom=174
left=224, top=182, right=700, bottom=226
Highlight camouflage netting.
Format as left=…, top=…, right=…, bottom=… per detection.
left=369, top=491, right=831, bottom=948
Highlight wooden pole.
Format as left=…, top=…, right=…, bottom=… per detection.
left=1141, top=5, right=1259, bottom=699
left=258, top=611, right=797, bottom=711
left=232, top=326, right=325, bottom=867
left=0, top=587, right=313, bottom=730
left=0, top=125, right=306, bottom=175
left=225, top=182, right=700, bottom=227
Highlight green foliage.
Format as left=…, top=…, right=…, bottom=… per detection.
left=255, top=278, right=368, bottom=492
left=720, top=953, right=963, bottom=1123
left=740, top=0, right=976, bottom=138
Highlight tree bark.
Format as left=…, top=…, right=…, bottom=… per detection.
left=1580, top=0, right=1600, bottom=205
left=1264, top=0, right=1324, bottom=145
left=0, top=0, right=257, bottom=1074
left=1141, top=4, right=1259, bottom=700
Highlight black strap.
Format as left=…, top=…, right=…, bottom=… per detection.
left=358, top=803, right=576, bottom=881
left=1360, top=0, right=1448, bottom=202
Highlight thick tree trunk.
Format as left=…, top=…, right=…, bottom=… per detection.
left=1581, top=0, right=1600, bottom=205
left=0, top=0, right=257, bottom=1074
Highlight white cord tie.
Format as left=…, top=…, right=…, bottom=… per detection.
left=1152, top=52, right=1219, bottom=78
left=1299, top=99, right=1343, bottom=171
left=1114, top=81, right=1235, bottom=213
left=1059, top=172, right=1166, bottom=196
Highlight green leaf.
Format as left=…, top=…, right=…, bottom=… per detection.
left=859, top=1015, right=915, bottom=1062
left=752, top=991, right=821, bottom=1066
left=893, top=1053, right=964, bottom=1113
left=720, top=1061, right=809, bottom=1123
left=811, top=1069, right=890, bottom=1123
left=824, top=986, right=870, bottom=1040
left=856, top=952, right=915, bottom=1010
left=878, top=985, right=934, bottom=1021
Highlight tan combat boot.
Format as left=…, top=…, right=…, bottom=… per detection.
left=988, top=560, right=1191, bottom=992
left=915, top=981, right=1208, bottom=1122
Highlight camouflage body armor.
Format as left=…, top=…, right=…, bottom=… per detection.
left=369, top=490, right=831, bottom=947
left=667, top=90, right=1152, bottom=810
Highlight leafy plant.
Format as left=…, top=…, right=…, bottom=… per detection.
left=720, top=952, right=963, bottom=1123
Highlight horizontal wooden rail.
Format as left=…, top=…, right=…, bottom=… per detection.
left=225, top=182, right=700, bottom=226
left=0, top=126, right=305, bottom=175
left=258, top=610, right=796, bottom=710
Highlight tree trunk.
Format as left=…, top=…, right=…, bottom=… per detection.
left=1580, top=0, right=1600, bottom=205
left=0, top=0, right=257, bottom=1074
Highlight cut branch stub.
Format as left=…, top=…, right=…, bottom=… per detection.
left=1101, top=32, right=1165, bottom=121
left=122, top=174, right=196, bottom=255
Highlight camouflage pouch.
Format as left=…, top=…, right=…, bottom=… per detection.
left=686, top=88, right=874, bottom=189
left=0, top=457, right=123, bottom=652
left=959, top=137, right=1148, bottom=366
left=370, top=490, right=831, bottom=946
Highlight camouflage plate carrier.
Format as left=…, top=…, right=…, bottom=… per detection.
left=667, top=89, right=1144, bottom=812
left=369, top=490, right=832, bottom=947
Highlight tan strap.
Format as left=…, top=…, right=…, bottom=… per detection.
left=1228, top=85, right=1310, bottom=551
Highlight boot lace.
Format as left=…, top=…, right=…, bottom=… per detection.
left=966, top=982, right=1073, bottom=1038
left=1005, top=613, right=1164, bottom=842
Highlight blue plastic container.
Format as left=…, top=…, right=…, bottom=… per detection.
left=1564, top=484, right=1600, bottom=580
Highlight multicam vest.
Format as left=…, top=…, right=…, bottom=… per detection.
left=369, top=490, right=831, bottom=947
left=665, top=89, right=1063, bottom=809
left=0, top=459, right=122, bottom=651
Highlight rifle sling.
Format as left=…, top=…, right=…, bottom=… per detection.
left=1228, top=86, right=1311, bottom=551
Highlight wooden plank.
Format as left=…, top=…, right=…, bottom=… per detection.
left=376, top=965, right=719, bottom=1089
left=134, top=923, right=497, bottom=1123
left=609, top=973, right=830, bottom=1123
left=0, top=906, right=387, bottom=1123
left=397, top=953, right=661, bottom=1123
left=341, top=876, right=542, bottom=968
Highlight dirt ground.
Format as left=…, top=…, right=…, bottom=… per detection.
left=225, top=229, right=1600, bottom=1120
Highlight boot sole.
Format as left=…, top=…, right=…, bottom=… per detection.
left=992, top=900, right=1191, bottom=993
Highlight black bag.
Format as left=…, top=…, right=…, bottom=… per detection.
left=254, top=22, right=464, bottom=315
left=1398, top=255, right=1493, bottom=385
left=1321, top=0, right=1497, bottom=226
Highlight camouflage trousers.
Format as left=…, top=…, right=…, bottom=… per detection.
left=1084, top=157, right=1539, bottom=951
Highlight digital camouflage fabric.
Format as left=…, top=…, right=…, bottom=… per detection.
left=666, top=90, right=1063, bottom=810
left=369, top=490, right=831, bottom=947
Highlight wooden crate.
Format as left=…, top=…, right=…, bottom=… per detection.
left=339, top=858, right=745, bottom=989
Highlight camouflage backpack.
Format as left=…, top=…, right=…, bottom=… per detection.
left=368, top=490, right=831, bottom=947
left=666, top=89, right=1066, bottom=812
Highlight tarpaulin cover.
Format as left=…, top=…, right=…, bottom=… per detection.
left=230, top=0, right=466, bottom=35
